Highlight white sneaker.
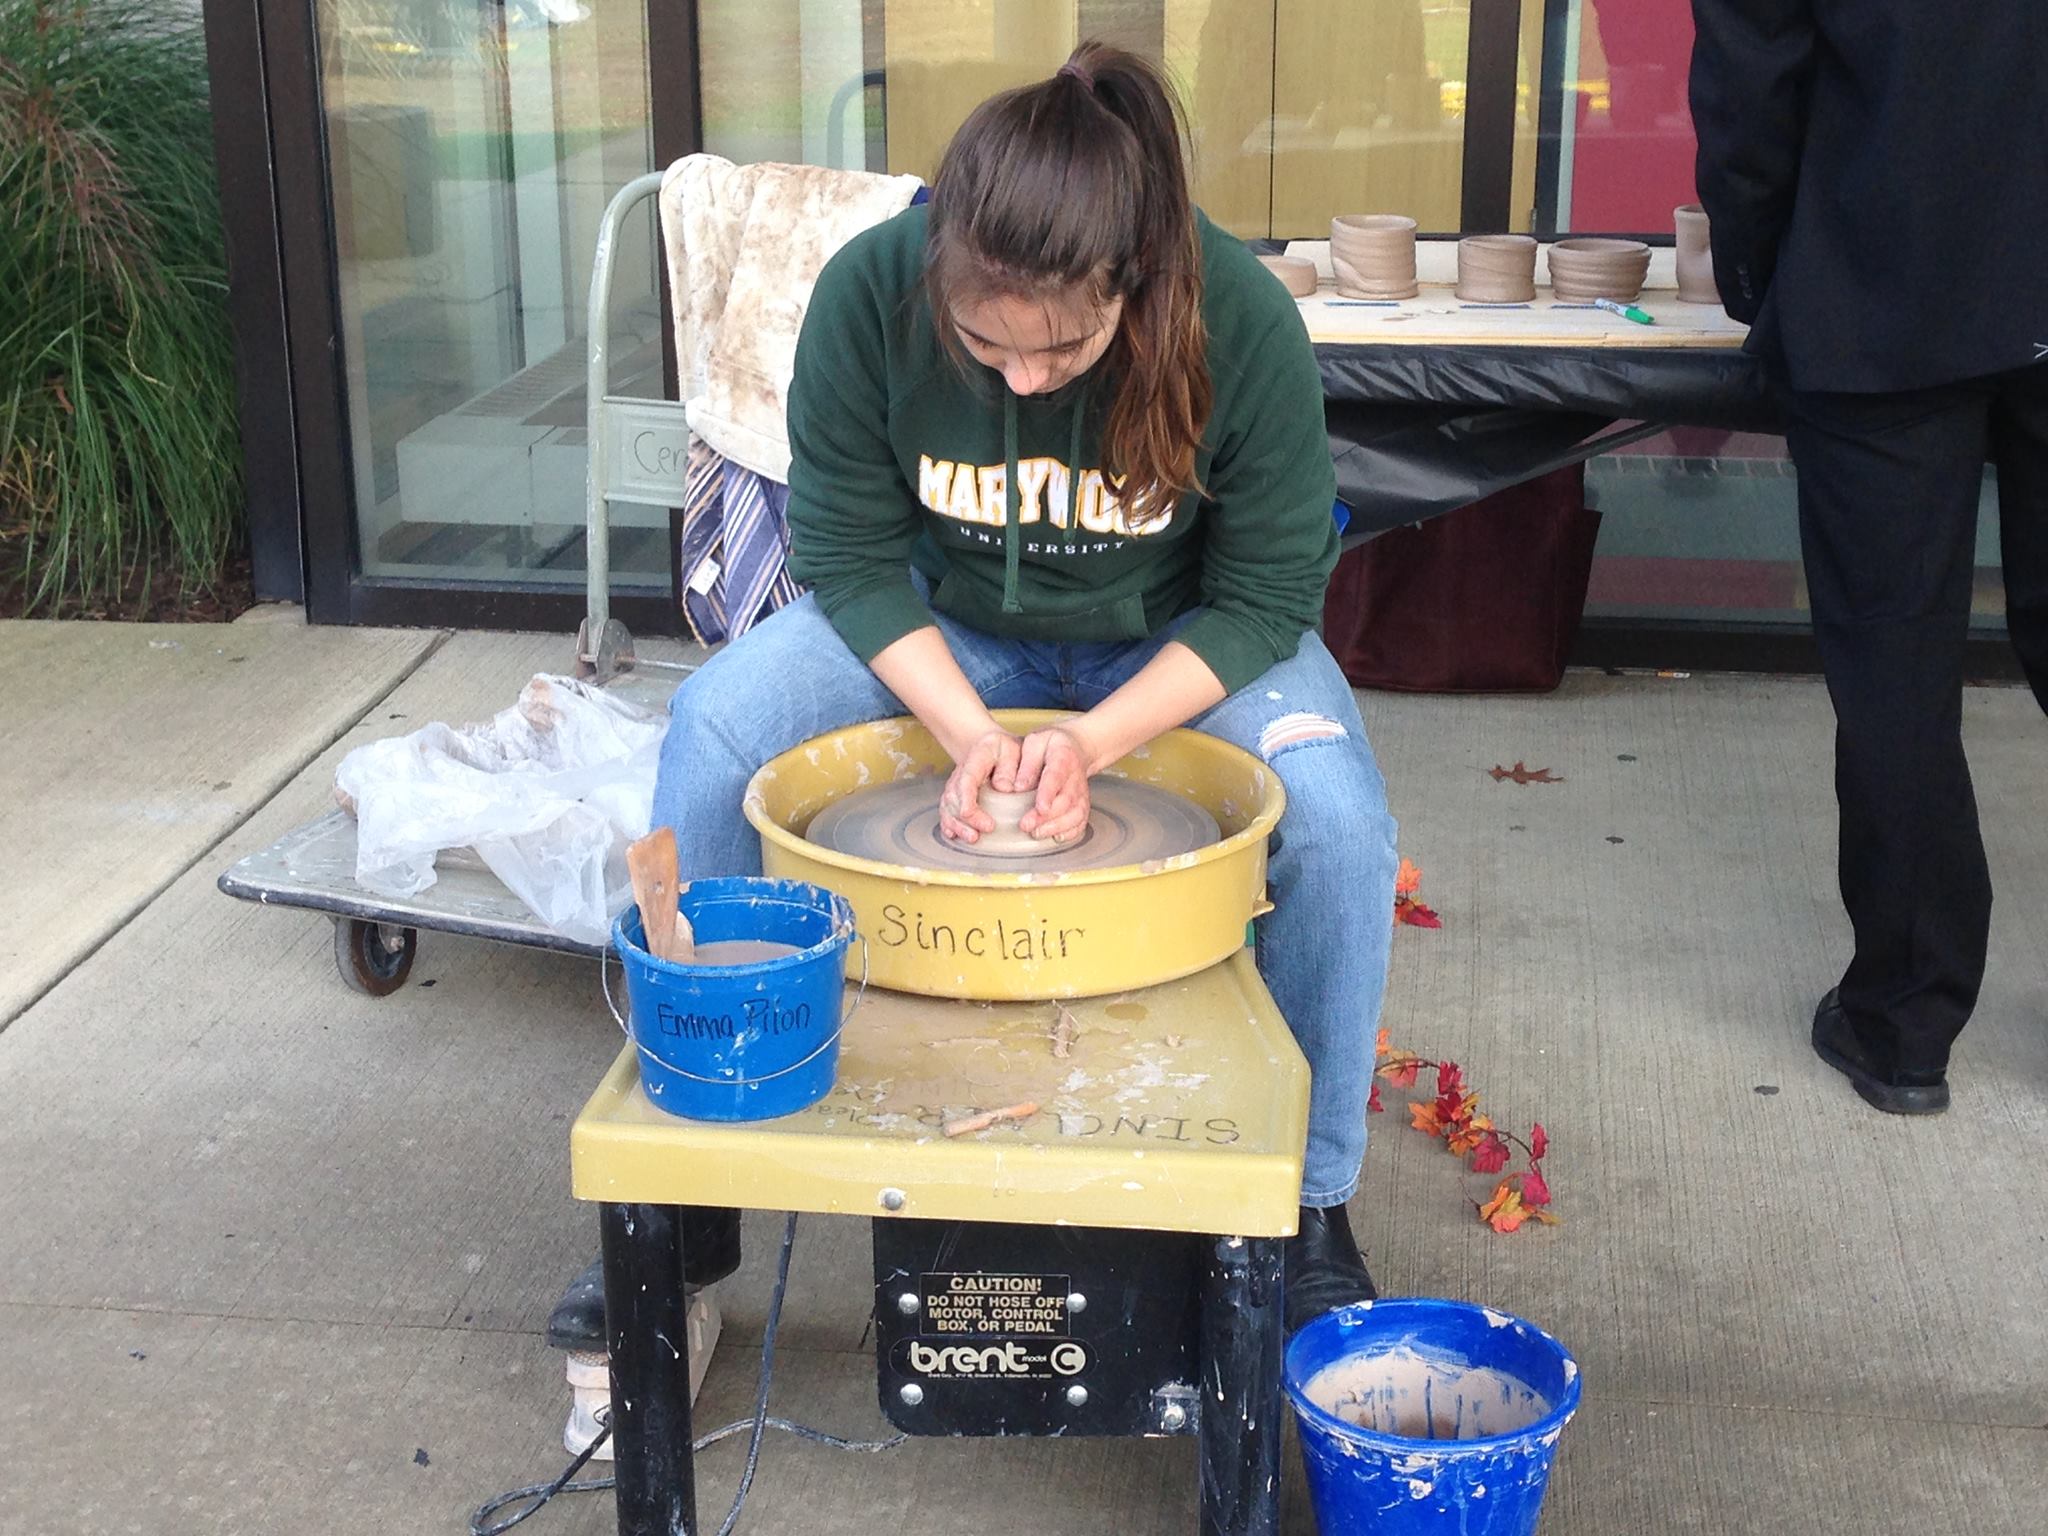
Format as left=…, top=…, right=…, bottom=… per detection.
left=564, top=1288, right=722, bottom=1460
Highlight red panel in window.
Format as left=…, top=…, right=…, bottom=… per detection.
left=1567, top=0, right=1700, bottom=232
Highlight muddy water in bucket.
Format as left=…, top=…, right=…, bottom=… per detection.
left=1285, top=1299, right=1581, bottom=1536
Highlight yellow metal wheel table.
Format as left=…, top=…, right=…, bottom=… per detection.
left=572, top=948, right=1309, bottom=1536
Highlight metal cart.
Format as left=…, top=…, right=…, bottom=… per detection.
left=219, top=171, right=697, bottom=991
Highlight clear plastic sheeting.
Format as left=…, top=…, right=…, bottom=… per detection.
left=334, top=675, right=667, bottom=945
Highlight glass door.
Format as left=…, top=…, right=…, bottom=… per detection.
left=317, top=0, right=663, bottom=590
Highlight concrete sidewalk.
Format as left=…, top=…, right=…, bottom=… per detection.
left=0, top=612, right=439, bottom=1026
left=0, top=616, right=2043, bottom=1536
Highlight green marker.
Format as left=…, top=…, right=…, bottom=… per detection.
left=1592, top=296, right=1655, bottom=326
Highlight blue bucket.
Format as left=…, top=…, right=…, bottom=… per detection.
left=1285, top=1299, right=1581, bottom=1536
left=608, top=876, right=859, bottom=1122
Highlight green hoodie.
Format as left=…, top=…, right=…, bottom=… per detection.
left=784, top=205, right=1337, bottom=697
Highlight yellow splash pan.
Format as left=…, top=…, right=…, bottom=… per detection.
left=744, top=710, right=1284, bottom=1001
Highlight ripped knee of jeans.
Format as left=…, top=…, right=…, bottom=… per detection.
left=1256, top=711, right=1349, bottom=760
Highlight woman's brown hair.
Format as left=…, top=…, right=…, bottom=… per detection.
left=924, top=41, right=1210, bottom=529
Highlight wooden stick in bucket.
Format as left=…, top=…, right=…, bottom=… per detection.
left=625, top=828, right=696, bottom=964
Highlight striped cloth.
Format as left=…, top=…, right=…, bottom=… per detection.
left=678, top=434, right=803, bottom=644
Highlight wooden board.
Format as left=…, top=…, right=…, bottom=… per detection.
left=1283, top=238, right=1751, bottom=348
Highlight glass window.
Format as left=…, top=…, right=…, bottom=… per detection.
left=1518, top=0, right=1700, bottom=237
left=698, top=1, right=1477, bottom=240
left=320, top=0, right=665, bottom=587
left=688, top=2, right=2009, bottom=642
left=1583, top=435, right=2007, bottom=635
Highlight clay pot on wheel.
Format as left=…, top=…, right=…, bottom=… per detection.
left=1545, top=237, right=1652, bottom=302
left=1456, top=235, right=1538, bottom=303
left=1674, top=204, right=1718, bottom=304
left=1256, top=253, right=1320, bottom=298
left=1331, top=215, right=1419, bottom=299
left=954, top=787, right=1058, bottom=858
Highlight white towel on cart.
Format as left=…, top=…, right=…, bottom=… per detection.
left=660, top=153, right=922, bottom=483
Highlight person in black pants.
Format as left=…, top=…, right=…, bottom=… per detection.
left=1690, top=1, right=2048, bottom=1113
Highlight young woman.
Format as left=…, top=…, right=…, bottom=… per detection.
left=549, top=42, right=1398, bottom=1348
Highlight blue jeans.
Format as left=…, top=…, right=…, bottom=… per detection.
left=652, top=590, right=1399, bottom=1206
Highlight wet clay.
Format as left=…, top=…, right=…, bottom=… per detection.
left=1330, top=215, right=1419, bottom=300
left=1455, top=235, right=1538, bottom=303
left=688, top=939, right=805, bottom=966
left=1306, top=1347, right=1550, bottom=1441
left=806, top=775, right=1219, bottom=874
left=963, top=787, right=1060, bottom=859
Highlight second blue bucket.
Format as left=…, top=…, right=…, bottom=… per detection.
left=611, top=875, right=857, bottom=1122
left=1285, top=1298, right=1581, bottom=1536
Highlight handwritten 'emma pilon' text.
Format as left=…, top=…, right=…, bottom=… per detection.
left=875, top=904, right=1084, bottom=963
left=656, top=996, right=812, bottom=1041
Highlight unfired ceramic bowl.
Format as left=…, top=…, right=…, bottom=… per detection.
left=1545, top=237, right=1651, bottom=302
left=1256, top=253, right=1320, bottom=298
left=1456, top=235, right=1538, bottom=303
left=1331, top=214, right=1419, bottom=300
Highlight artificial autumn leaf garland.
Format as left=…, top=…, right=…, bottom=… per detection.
left=1372, top=1029, right=1558, bottom=1234
left=1381, top=858, right=1553, bottom=1230
left=1393, top=857, right=1441, bottom=929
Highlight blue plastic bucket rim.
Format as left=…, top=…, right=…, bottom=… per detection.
left=609, top=877, right=857, bottom=977
left=1284, top=1298, right=1583, bottom=1456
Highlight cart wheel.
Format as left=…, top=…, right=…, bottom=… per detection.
left=334, top=920, right=417, bottom=997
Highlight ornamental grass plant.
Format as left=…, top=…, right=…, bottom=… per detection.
left=0, top=1, right=241, bottom=614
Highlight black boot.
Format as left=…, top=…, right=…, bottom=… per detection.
left=545, top=1257, right=608, bottom=1351
left=1283, top=1202, right=1377, bottom=1336
left=1812, top=989, right=1949, bottom=1115
left=544, top=1207, right=745, bottom=1351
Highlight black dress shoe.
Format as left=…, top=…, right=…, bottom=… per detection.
left=1811, top=989, right=1949, bottom=1115
left=545, top=1257, right=608, bottom=1351
left=1283, top=1202, right=1378, bottom=1335
left=544, top=1207, right=745, bottom=1352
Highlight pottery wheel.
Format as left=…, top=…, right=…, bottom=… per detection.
left=805, top=776, right=1220, bottom=874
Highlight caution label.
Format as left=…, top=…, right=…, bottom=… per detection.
left=919, top=1272, right=1072, bottom=1337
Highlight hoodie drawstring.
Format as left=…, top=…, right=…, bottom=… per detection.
left=1064, top=386, right=1087, bottom=551
left=1001, top=392, right=1023, bottom=613
left=998, top=380, right=1092, bottom=616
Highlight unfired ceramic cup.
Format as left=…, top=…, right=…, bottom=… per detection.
left=1674, top=204, right=1718, bottom=304
left=1455, top=235, right=1538, bottom=303
left=1331, top=214, right=1419, bottom=299
left=955, top=786, right=1059, bottom=858
left=1545, top=237, right=1652, bottom=302
left=1256, top=253, right=1321, bottom=298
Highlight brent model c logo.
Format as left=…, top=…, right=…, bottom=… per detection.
left=902, top=1339, right=1093, bottom=1378
left=908, top=1341, right=1034, bottom=1376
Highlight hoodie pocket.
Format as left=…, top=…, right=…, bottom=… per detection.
left=932, top=572, right=1153, bottom=642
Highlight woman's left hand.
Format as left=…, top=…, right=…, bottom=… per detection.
left=1014, top=725, right=1096, bottom=845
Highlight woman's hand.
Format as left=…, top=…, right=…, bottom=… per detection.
left=939, top=727, right=1024, bottom=844
left=1015, top=725, right=1094, bottom=844
left=940, top=724, right=1094, bottom=847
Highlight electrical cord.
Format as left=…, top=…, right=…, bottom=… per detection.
left=470, top=1214, right=905, bottom=1536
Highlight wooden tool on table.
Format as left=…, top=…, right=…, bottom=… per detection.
left=625, top=827, right=696, bottom=964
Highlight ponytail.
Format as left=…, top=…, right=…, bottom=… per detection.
left=925, top=41, right=1210, bottom=528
